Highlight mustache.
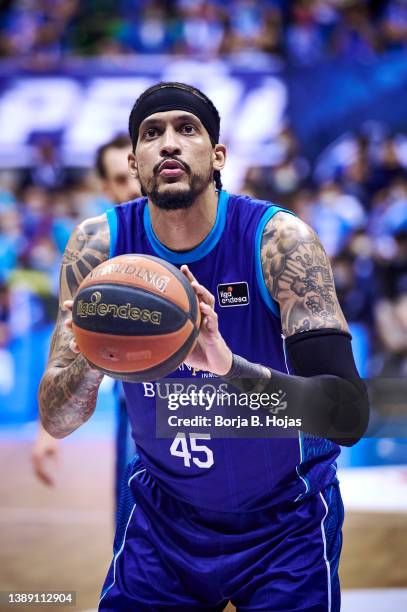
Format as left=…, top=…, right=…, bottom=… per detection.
left=154, top=156, right=191, bottom=176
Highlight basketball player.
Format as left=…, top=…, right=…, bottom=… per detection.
left=38, top=83, right=369, bottom=611
left=33, top=135, right=139, bottom=498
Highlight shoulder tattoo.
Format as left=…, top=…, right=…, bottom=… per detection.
left=60, top=216, right=110, bottom=303
left=260, top=212, right=348, bottom=336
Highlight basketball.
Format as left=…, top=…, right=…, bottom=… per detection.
left=72, top=254, right=201, bottom=381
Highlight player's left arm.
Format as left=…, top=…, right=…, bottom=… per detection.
left=257, top=212, right=369, bottom=444
left=260, top=212, right=349, bottom=337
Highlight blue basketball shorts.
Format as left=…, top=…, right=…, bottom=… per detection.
left=99, top=456, right=344, bottom=611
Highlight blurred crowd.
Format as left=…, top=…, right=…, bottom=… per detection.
left=0, top=0, right=406, bottom=66
left=0, top=122, right=406, bottom=383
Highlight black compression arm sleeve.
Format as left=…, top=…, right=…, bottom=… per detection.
left=285, top=329, right=359, bottom=378
left=285, top=329, right=369, bottom=445
left=223, top=330, right=369, bottom=446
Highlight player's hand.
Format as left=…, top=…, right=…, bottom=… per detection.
left=62, top=300, right=80, bottom=353
left=63, top=300, right=105, bottom=374
left=181, top=266, right=232, bottom=376
left=31, top=424, right=60, bottom=486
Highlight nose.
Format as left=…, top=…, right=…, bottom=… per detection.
left=160, top=127, right=182, bottom=157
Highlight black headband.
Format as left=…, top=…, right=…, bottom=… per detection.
left=130, top=86, right=220, bottom=145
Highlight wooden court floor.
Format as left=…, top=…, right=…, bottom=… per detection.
left=1, top=437, right=406, bottom=611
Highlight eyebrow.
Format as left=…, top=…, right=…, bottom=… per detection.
left=139, top=114, right=201, bottom=132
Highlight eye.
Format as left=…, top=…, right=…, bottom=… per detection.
left=181, top=124, right=197, bottom=135
left=144, top=127, right=159, bottom=139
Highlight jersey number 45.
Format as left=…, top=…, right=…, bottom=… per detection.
left=170, top=432, right=214, bottom=469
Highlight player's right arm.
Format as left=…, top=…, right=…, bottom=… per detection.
left=38, top=214, right=110, bottom=438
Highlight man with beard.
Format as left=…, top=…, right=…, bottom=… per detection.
left=39, top=82, right=368, bottom=611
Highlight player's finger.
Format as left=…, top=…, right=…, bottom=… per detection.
left=181, top=266, right=215, bottom=307
left=200, top=302, right=218, bottom=333
left=62, top=300, right=74, bottom=311
left=192, top=281, right=215, bottom=308
left=180, top=265, right=197, bottom=284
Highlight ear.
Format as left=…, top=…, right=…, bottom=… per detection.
left=128, top=151, right=139, bottom=179
left=212, top=144, right=226, bottom=172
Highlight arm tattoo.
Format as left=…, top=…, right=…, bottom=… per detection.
left=38, top=215, right=109, bottom=437
left=39, top=353, right=103, bottom=438
left=260, top=212, right=348, bottom=337
left=60, top=217, right=110, bottom=304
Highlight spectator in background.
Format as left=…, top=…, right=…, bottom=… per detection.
left=380, top=0, right=407, bottom=52
left=221, top=0, right=282, bottom=61
left=26, top=137, right=66, bottom=190
left=331, top=1, right=378, bottom=61
left=0, top=281, right=10, bottom=341
left=240, top=125, right=310, bottom=205
left=18, top=184, right=52, bottom=251
left=336, top=133, right=373, bottom=208
left=0, top=281, right=13, bottom=395
left=175, top=0, right=226, bottom=59
left=95, top=134, right=139, bottom=205
left=331, top=230, right=377, bottom=376
left=49, top=187, right=78, bottom=256
left=374, top=223, right=407, bottom=377
left=0, top=193, right=21, bottom=279
left=372, top=135, right=406, bottom=193
left=369, top=176, right=407, bottom=245
left=117, top=0, right=172, bottom=55
left=311, top=181, right=365, bottom=257
left=285, top=0, right=327, bottom=65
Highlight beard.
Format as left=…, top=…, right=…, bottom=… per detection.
left=140, top=160, right=213, bottom=210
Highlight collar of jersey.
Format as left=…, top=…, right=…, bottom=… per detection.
left=143, top=189, right=229, bottom=264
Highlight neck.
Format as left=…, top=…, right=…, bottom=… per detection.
left=147, top=186, right=219, bottom=251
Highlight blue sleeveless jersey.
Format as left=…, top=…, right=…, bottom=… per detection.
left=106, top=190, right=340, bottom=511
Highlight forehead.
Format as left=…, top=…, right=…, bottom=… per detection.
left=103, top=147, right=131, bottom=176
left=139, top=110, right=203, bottom=130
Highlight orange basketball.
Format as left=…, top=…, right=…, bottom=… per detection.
left=72, top=254, right=201, bottom=381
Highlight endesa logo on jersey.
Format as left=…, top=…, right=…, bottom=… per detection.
left=217, top=282, right=250, bottom=307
